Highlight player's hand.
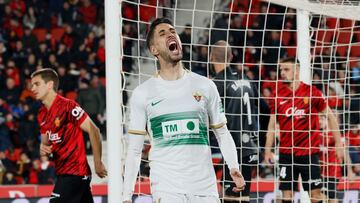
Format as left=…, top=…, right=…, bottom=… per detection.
left=335, top=143, right=344, bottom=163
left=264, top=151, right=275, bottom=166
left=40, top=143, right=52, bottom=156
left=347, top=169, right=356, bottom=181
left=229, top=168, right=246, bottom=192
left=94, top=161, right=107, bottom=178
left=123, top=201, right=131, bottom=203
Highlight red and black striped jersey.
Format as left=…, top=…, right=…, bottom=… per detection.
left=38, top=95, right=91, bottom=176
left=270, top=82, right=327, bottom=156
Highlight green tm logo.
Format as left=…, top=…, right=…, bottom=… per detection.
left=151, top=99, right=164, bottom=106
left=164, top=124, right=178, bottom=133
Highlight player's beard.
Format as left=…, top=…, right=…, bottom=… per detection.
left=159, top=47, right=183, bottom=64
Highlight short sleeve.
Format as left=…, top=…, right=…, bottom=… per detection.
left=312, top=86, right=327, bottom=112
left=67, top=100, right=88, bottom=127
left=128, top=87, right=147, bottom=135
left=207, top=80, right=227, bottom=129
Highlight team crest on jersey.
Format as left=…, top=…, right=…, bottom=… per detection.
left=303, top=97, right=309, bottom=104
left=192, top=91, right=203, bottom=102
left=54, top=117, right=61, bottom=127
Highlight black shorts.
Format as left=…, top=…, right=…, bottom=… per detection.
left=279, top=153, right=322, bottom=192
left=322, top=177, right=338, bottom=199
left=223, top=154, right=258, bottom=198
left=50, top=175, right=94, bottom=203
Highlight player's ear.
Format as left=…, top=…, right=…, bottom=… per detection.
left=47, top=80, right=54, bottom=90
left=150, top=45, right=159, bottom=56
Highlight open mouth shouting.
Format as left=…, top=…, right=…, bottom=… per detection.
left=166, top=37, right=181, bottom=55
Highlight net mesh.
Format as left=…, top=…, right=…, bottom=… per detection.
left=120, top=0, right=360, bottom=202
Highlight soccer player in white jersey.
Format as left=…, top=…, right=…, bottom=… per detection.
left=122, top=18, right=246, bottom=203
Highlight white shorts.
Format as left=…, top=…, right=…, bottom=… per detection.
left=152, top=191, right=220, bottom=203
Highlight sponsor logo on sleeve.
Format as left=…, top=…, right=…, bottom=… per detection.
left=71, top=106, right=85, bottom=120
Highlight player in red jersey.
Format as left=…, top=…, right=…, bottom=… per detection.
left=31, top=68, right=107, bottom=203
left=264, top=58, right=344, bottom=203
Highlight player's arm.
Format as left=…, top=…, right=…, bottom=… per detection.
left=213, top=124, right=245, bottom=192
left=322, top=106, right=344, bottom=162
left=208, top=80, right=245, bottom=192
left=264, top=114, right=276, bottom=165
left=123, top=133, right=145, bottom=202
left=80, top=117, right=107, bottom=178
left=123, top=87, right=147, bottom=202
left=322, top=106, right=344, bottom=160
left=40, top=134, right=52, bottom=156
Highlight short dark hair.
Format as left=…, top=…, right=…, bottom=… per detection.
left=280, top=57, right=300, bottom=64
left=31, top=68, right=59, bottom=91
left=146, top=17, right=174, bottom=50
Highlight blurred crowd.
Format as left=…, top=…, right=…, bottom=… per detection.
left=0, top=0, right=107, bottom=184
left=0, top=0, right=359, bottom=185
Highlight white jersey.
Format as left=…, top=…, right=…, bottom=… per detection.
left=128, top=71, right=226, bottom=196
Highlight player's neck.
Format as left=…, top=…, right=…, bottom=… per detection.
left=158, top=62, right=185, bottom=81
left=289, top=80, right=301, bottom=91
left=42, top=91, right=57, bottom=109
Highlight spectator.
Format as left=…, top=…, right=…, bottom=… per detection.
left=179, top=24, right=192, bottom=68
left=9, top=0, right=26, bottom=18
left=56, top=43, right=71, bottom=65
left=22, top=7, right=37, bottom=30
left=77, top=78, right=104, bottom=152
left=78, top=0, right=97, bottom=25
left=0, top=123, right=12, bottom=152
left=28, top=159, right=41, bottom=184
left=12, top=41, right=27, bottom=69
left=15, top=152, right=31, bottom=183
left=3, top=172, right=17, bottom=185
left=211, top=14, right=229, bottom=44
left=38, top=156, right=55, bottom=184
left=60, top=1, right=77, bottom=24
left=0, top=78, right=21, bottom=104
left=5, top=60, right=21, bottom=87
left=18, top=111, right=38, bottom=149
left=19, top=80, right=35, bottom=102
left=22, top=27, right=38, bottom=52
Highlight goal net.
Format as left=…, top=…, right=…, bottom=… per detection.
left=120, top=0, right=360, bottom=202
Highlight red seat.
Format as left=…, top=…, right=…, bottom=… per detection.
left=314, top=29, right=335, bottom=44
left=32, top=28, right=47, bottom=42
left=350, top=45, right=360, bottom=57
left=335, top=45, right=349, bottom=56
left=340, top=19, right=354, bottom=28
left=287, top=46, right=297, bottom=57
left=354, top=31, right=360, bottom=41
left=281, top=31, right=292, bottom=46
left=51, top=27, right=65, bottom=42
left=336, top=30, right=353, bottom=44
left=326, top=18, right=338, bottom=29
left=65, top=91, right=78, bottom=100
